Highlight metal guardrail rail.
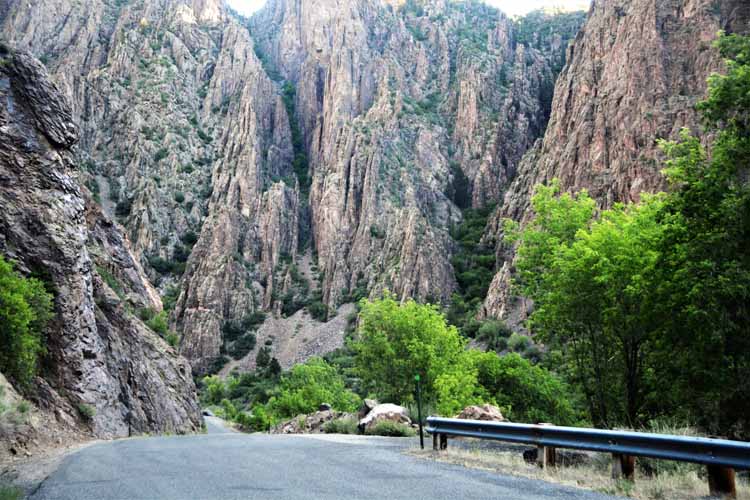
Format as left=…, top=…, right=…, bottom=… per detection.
left=425, top=417, right=750, bottom=470
left=426, top=417, right=750, bottom=497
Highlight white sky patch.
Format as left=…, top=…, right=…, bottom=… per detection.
left=225, top=0, right=589, bottom=18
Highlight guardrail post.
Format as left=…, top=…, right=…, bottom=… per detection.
left=432, top=433, right=438, bottom=451
left=611, top=454, right=635, bottom=481
left=537, top=423, right=556, bottom=469
left=440, top=433, right=448, bottom=450
left=707, top=465, right=736, bottom=498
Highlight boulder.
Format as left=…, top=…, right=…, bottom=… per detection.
left=456, top=404, right=506, bottom=422
left=358, top=404, right=411, bottom=433
left=358, top=399, right=379, bottom=419
left=271, top=410, right=355, bottom=434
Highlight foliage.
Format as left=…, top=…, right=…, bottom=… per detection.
left=353, top=295, right=466, bottom=405
left=323, top=417, right=358, bottom=435
left=281, top=82, right=310, bottom=197
left=77, top=403, right=96, bottom=420
left=447, top=205, right=497, bottom=337
left=509, top=181, right=665, bottom=427
left=0, top=484, right=23, bottom=500
left=475, top=320, right=512, bottom=353
left=307, top=300, right=329, bottom=322
left=364, top=421, right=416, bottom=437
left=471, top=351, right=578, bottom=425
left=648, top=33, right=750, bottom=438
left=0, top=255, right=53, bottom=387
left=267, top=357, right=360, bottom=419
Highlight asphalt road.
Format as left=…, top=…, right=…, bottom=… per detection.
left=29, top=421, right=621, bottom=500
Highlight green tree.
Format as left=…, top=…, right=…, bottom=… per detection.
left=509, top=183, right=665, bottom=427
left=267, top=357, right=360, bottom=419
left=470, top=351, right=579, bottom=425
left=353, top=294, right=466, bottom=404
left=0, top=255, right=53, bottom=387
left=651, top=33, right=750, bottom=437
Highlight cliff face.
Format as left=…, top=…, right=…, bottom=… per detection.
left=1, top=0, right=584, bottom=373
left=0, top=47, right=201, bottom=443
left=481, top=0, right=750, bottom=324
left=249, top=0, right=583, bottom=313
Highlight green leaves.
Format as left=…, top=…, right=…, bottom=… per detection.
left=0, top=255, right=53, bottom=388
left=267, top=358, right=360, bottom=419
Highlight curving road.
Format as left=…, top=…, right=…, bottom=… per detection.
left=29, top=421, right=621, bottom=500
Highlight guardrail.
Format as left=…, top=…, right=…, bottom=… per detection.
left=426, top=417, right=750, bottom=498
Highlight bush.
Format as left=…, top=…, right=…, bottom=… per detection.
left=323, top=417, right=358, bottom=435
left=0, top=484, right=23, bottom=500
left=77, top=403, right=96, bottom=420
left=267, top=357, right=360, bottom=419
left=153, top=148, right=169, bottom=162
left=115, top=197, right=133, bottom=218
left=165, top=332, right=179, bottom=348
left=227, top=333, right=256, bottom=359
left=364, top=421, right=416, bottom=437
left=145, top=311, right=169, bottom=336
left=307, top=301, right=328, bottom=322
left=0, top=256, right=53, bottom=387
left=174, top=192, right=185, bottom=204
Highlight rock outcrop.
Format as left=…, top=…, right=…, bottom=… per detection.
left=357, top=403, right=411, bottom=433
left=456, top=404, right=505, bottom=422
left=1, top=0, right=585, bottom=373
left=481, top=0, right=750, bottom=324
left=0, top=47, right=202, bottom=442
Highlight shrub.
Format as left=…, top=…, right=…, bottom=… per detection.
left=267, top=358, right=360, bottom=419
left=364, top=421, right=416, bottom=437
left=227, top=333, right=256, bottom=359
left=153, top=148, right=169, bottom=162
left=174, top=192, right=185, bottom=204
left=115, top=197, right=133, bottom=218
left=307, top=301, right=328, bottom=322
left=323, top=417, right=358, bottom=435
left=165, top=332, right=179, bottom=348
left=0, top=484, right=23, bottom=500
left=77, top=403, right=96, bottom=420
left=0, top=255, right=53, bottom=387
left=145, top=311, right=169, bottom=336
left=181, top=231, right=198, bottom=246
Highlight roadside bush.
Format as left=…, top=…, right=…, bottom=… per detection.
left=267, top=358, right=360, bottom=419
left=0, top=484, right=23, bottom=500
left=323, top=418, right=358, bottom=435
left=364, top=421, right=416, bottom=437
left=0, top=255, right=53, bottom=388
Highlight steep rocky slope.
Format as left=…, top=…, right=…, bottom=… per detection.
left=1, top=0, right=585, bottom=373
left=0, top=47, right=201, bottom=449
left=481, top=0, right=750, bottom=324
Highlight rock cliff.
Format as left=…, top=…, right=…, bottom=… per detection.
left=0, top=46, right=201, bottom=445
left=1, top=0, right=584, bottom=372
left=481, top=0, right=750, bottom=324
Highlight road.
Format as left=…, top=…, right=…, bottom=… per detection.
left=29, top=420, right=621, bottom=500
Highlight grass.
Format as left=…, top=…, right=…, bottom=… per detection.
left=323, top=418, right=358, bottom=435
left=0, top=485, right=23, bottom=500
left=410, top=446, right=750, bottom=499
left=364, top=421, right=416, bottom=437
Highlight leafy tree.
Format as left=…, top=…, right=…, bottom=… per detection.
left=0, top=256, right=53, bottom=388
left=650, top=33, right=750, bottom=438
left=509, top=182, right=665, bottom=427
left=470, top=351, right=579, bottom=425
left=353, top=295, right=466, bottom=405
left=267, top=357, right=360, bottom=419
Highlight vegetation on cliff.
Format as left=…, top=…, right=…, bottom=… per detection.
left=0, top=255, right=53, bottom=388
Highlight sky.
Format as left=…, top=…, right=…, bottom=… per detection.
left=226, top=0, right=589, bottom=18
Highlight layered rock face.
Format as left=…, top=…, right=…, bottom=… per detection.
left=0, top=47, right=201, bottom=439
left=250, top=0, right=583, bottom=316
left=481, top=0, right=750, bottom=323
left=1, top=0, right=584, bottom=373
